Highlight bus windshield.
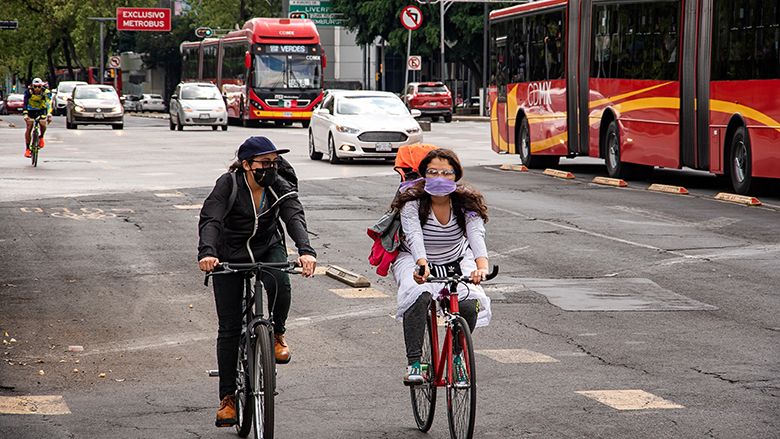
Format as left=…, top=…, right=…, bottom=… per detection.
left=254, top=54, right=321, bottom=89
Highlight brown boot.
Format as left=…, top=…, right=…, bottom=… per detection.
left=215, top=394, right=237, bottom=427
left=274, top=333, right=291, bottom=364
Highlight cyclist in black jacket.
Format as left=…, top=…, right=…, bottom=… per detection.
left=198, top=136, right=317, bottom=427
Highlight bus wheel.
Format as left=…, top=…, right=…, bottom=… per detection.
left=729, top=126, right=752, bottom=195
left=605, top=121, right=627, bottom=179
left=518, top=118, right=557, bottom=169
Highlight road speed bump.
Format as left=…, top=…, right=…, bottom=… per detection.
left=647, top=184, right=689, bottom=195
left=543, top=168, right=575, bottom=179
left=499, top=163, right=529, bottom=172
left=326, top=265, right=371, bottom=288
left=592, top=176, right=628, bottom=187
left=714, top=192, right=762, bottom=206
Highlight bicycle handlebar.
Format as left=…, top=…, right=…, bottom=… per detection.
left=417, top=264, right=499, bottom=284
left=203, top=261, right=301, bottom=286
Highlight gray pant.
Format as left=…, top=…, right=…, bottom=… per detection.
left=403, top=292, right=478, bottom=364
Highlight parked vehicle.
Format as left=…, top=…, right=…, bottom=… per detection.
left=122, top=95, right=142, bottom=112
left=308, top=90, right=423, bottom=164
left=65, top=84, right=124, bottom=130
left=4, top=94, right=25, bottom=114
left=139, top=94, right=166, bottom=112
left=53, top=81, right=88, bottom=115
left=404, top=82, right=453, bottom=123
left=169, top=82, right=228, bottom=131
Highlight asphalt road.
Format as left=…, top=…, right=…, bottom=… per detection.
left=1, top=113, right=778, bottom=438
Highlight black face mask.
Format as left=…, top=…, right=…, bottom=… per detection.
left=253, top=168, right=277, bottom=186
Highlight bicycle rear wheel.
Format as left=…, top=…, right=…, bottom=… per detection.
left=410, top=315, right=437, bottom=431
left=251, top=325, right=275, bottom=439
left=235, top=336, right=253, bottom=437
left=446, top=316, right=476, bottom=439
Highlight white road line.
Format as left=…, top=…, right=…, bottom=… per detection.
left=330, top=287, right=389, bottom=298
left=0, top=395, right=71, bottom=415
left=576, top=389, right=684, bottom=410
left=477, top=348, right=559, bottom=363
left=173, top=204, right=202, bottom=209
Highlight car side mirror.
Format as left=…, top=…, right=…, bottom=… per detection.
left=410, top=109, right=422, bottom=118
left=315, top=108, right=330, bottom=115
left=171, top=95, right=178, bottom=100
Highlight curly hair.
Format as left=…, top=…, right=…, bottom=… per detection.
left=391, top=149, right=488, bottom=229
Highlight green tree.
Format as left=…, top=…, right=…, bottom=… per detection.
left=331, top=0, right=503, bottom=88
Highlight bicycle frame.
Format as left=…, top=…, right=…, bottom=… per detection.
left=427, top=284, right=471, bottom=388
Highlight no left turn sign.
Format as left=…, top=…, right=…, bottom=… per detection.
left=400, top=5, right=423, bottom=31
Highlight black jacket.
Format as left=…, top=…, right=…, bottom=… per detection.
left=198, top=170, right=316, bottom=262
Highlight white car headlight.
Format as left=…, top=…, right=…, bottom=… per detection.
left=406, top=127, right=421, bottom=134
left=74, top=104, right=85, bottom=112
left=182, top=105, right=194, bottom=113
left=336, top=124, right=360, bottom=134
left=113, top=105, right=122, bottom=113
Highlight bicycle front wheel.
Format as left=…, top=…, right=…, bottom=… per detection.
left=251, top=325, right=275, bottom=439
left=410, top=315, right=436, bottom=431
left=31, top=148, right=38, bottom=167
left=235, top=337, right=253, bottom=437
left=446, top=316, right=477, bottom=439
left=31, top=130, right=39, bottom=167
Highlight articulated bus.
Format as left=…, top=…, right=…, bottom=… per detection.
left=181, top=18, right=325, bottom=127
left=489, top=0, right=779, bottom=194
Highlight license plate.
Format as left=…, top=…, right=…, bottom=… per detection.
left=283, top=111, right=293, bottom=117
left=94, top=113, right=104, bottom=119
left=199, top=113, right=210, bottom=119
left=430, top=102, right=438, bottom=106
left=375, top=142, right=392, bottom=152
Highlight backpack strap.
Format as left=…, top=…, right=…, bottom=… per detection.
left=223, top=172, right=238, bottom=220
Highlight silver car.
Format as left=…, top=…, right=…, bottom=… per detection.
left=169, top=83, right=228, bottom=131
left=65, top=85, right=124, bottom=130
left=139, top=93, right=166, bottom=112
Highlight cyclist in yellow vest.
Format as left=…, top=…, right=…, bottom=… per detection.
left=23, top=78, right=53, bottom=158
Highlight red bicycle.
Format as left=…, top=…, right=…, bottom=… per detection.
left=409, top=265, right=498, bottom=439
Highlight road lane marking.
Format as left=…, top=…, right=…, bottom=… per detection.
left=477, top=349, right=559, bottom=363
left=576, top=389, right=684, bottom=410
left=173, top=204, right=202, bottom=209
left=329, top=287, right=388, bottom=298
left=154, top=192, right=185, bottom=197
left=0, top=395, right=71, bottom=415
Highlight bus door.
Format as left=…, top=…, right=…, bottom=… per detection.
left=492, top=34, right=510, bottom=153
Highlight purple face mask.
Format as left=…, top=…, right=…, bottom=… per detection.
left=424, top=177, right=457, bottom=196
left=399, top=177, right=423, bottom=193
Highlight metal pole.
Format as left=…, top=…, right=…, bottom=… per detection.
left=482, top=3, right=488, bottom=116
left=404, top=29, right=411, bottom=101
left=440, top=1, right=446, bottom=83
left=99, top=21, right=105, bottom=85
left=282, top=0, right=289, bottom=18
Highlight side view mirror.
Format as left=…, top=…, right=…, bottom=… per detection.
left=315, top=108, right=330, bottom=115
left=410, top=109, right=422, bottom=118
left=244, top=51, right=252, bottom=70
left=171, top=95, right=178, bottom=100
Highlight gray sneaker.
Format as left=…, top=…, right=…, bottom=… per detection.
left=404, top=361, right=424, bottom=386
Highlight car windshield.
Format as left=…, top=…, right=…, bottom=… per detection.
left=336, top=96, right=408, bottom=116
left=9, top=95, right=23, bottom=102
left=418, top=85, right=448, bottom=94
left=254, top=54, right=321, bottom=89
left=58, top=83, right=81, bottom=93
left=150, top=95, right=163, bottom=100
left=74, top=87, right=118, bottom=101
left=181, top=86, right=220, bottom=100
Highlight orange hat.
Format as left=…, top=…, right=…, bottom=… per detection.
left=394, top=143, right=439, bottom=179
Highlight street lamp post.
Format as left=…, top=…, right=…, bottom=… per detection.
left=87, top=17, right=117, bottom=86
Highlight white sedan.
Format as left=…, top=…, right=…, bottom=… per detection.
left=139, top=94, right=166, bottom=112
left=308, top=90, right=423, bottom=164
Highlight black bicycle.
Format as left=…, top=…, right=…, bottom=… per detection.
left=27, top=114, right=47, bottom=167
left=205, top=260, right=300, bottom=439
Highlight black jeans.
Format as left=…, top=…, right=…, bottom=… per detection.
left=403, top=292, right=478, bottom=365
left=213, top=244, right=291, bottom=399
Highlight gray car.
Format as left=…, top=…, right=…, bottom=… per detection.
left=65, top=85, right=124, bottom=130
left=169, top=83, right=228, bottom=131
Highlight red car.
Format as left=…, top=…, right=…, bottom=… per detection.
left=4, top=93, right=25, bottom=114
left=404, top=82, right=452, bottom=123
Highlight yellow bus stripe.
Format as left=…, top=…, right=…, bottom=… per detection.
left=589, top=82, right=673, bottom=108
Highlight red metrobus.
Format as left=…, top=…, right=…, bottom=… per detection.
left=181, top=18, right=325, bottom=127
left=489, top=0, right=779, bottom=194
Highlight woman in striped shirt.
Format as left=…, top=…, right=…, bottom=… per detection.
left=390, top=148, right=492, bottom=385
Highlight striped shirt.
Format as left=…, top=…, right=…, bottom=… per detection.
left=400, top=199, right=487, bottom=264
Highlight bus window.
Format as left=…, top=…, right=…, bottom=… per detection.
left=712, top=0, right=780, bottom=80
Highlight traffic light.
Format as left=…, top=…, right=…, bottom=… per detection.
left=289, top=12, right=308, bottom=19
left=195, top=27, right=214, bottom=38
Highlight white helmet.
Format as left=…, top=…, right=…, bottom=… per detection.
left=32, top=78, right=44, bottom=86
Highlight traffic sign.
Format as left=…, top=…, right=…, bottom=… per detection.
left=400, top=5, right=423, bottom=31
left=116, top=7, right=171, bottom=32
left=407, top=56, right=421, bottom=71
left=108, top=56, right=121, bottom=69
left=0, top=20, right=18, bottom=30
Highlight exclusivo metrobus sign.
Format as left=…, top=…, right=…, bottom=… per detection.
left=116, top=7, right=171, bottom=32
